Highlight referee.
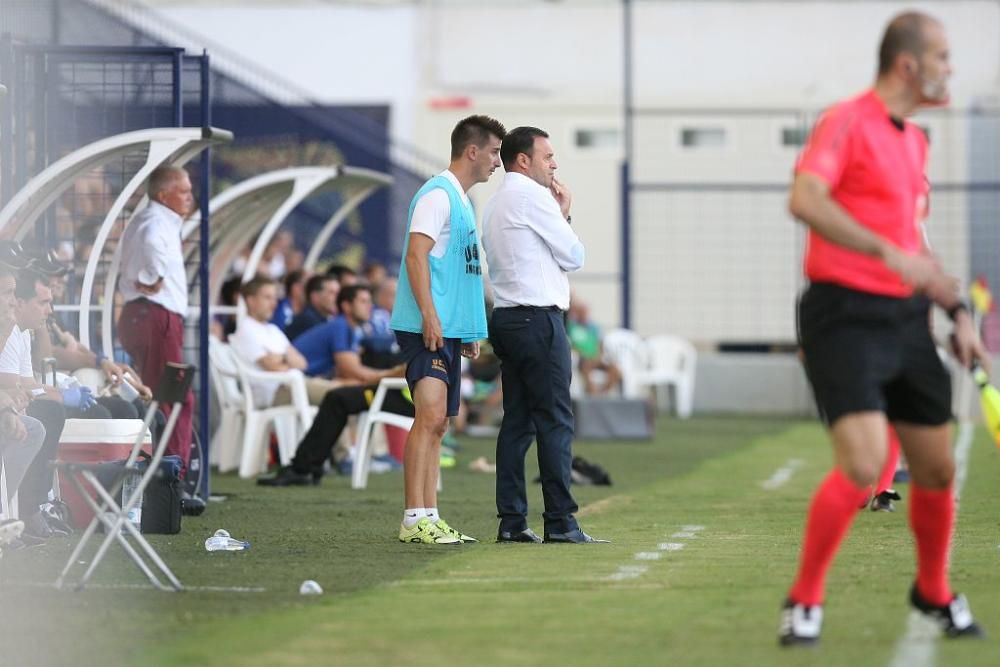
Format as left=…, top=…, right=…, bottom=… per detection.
left=779, top=12, right=991, bottom=645
left=483, top=126, right=607, bottom=545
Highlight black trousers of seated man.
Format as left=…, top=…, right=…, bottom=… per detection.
left=21, top=399, right=67, bottom=514
left=290, top=384, right=414, bottom=476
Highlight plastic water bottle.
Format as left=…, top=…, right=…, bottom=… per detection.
left=204, top=532, right=250, bottom=552
left=120, top=468, right=142, bottom=529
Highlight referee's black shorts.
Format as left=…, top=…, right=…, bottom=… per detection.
left=797, top=282, right=952, bottom=428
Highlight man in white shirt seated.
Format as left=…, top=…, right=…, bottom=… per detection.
left=228, top=275, right=346, bottom=408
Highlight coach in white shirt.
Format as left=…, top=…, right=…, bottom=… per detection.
left=117, top=166, right=195, bottom=477
left=482, top=126, right=606, bottom=545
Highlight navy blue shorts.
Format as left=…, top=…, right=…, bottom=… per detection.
left=394, top=331, right=462, bottom=417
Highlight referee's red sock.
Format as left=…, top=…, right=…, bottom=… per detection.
left=909, top=484, right=955, bottom=606
left=789, top=468, right=869, bottom=606
left=875, top=428, right=901, bottom=494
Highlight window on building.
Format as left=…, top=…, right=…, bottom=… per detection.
left=781, top=126, right=808, bottom=147
left=680, top=127, right=726, bottom=148
left=574, top=128, right=620, bottom=149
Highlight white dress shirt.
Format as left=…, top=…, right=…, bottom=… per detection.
left=409, top=169, right=470, bottom=258
left=120, top=201, right=189, bottom=317
left=228, top=317, right=293, bottom=408
left=482, top=172, right=585, bottom=310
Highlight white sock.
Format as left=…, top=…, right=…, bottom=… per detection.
left=402, top=508, right=426, bottom=528
left=425, top=507, right=439, bottom=522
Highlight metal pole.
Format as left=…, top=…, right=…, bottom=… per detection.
left=198, top=51, right=211, bottom=500
left=621, top=0, right=634, bottom=329
left=172, top=51, right=183, bottom=126
left=0, top=36, right=13, bottom=205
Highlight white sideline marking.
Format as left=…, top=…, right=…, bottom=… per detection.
left=761, top=458, right=805, bottom=490
left=887, top=421, right=975, bottom=667
left=635, top=552, right=662, bottom=561
left=671, top=531, right=697, bottom=539
left=658, top=543, right=686, bottom=552
left=681, top=525, right=705, bottom=532
left=3, top=581, right=267, bottom=593
left=607, top=565, right=648, bottom=581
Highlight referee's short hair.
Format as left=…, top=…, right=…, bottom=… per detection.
left=450, top=115, right=507, bottom=160
left=147, top=165, right=189, bottom=199
left=500, top=126, right=549, bottom=171
left=878, top=11, right=939, bottom=75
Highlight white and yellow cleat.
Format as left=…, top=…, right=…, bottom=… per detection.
left=435, top=518, right=478, bottom=543
left=398, top=518, right=462, bottom=545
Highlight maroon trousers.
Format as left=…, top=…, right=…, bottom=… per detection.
left=118, top=299, right=194, bottom=477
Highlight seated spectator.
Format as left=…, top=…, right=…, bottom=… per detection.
left=362, top=261, right=387, bottom=289
left=270, top=269, right=309, bottom=331
left=28, top=256, right=152, bottom=418
left=0, top=388, right=45, bottom=550
left=325, top=264, right=358, bottom=287
left=361, top=277, right=404, bottom=369
left=293, top=284, right=405, bottom=384
left=228, top=275, right=347, bottom=407
left=566, top=298, right=622, bottom=396
left=285, top=274, right=339, bottom=341
left=259, top=230, right=294, bottom=280
left=211, top=276, right=243, bottom=341
left=0, top=265, right=76, bottom=541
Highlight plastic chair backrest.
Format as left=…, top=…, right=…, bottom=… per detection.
left=602, top=328, right=647, bottom=373
left=645, top=334, right=696, bottom=379
left=207, top=338, right=244, bottom=410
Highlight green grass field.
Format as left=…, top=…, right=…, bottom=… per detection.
left=2, top=416, right=998, bottom=666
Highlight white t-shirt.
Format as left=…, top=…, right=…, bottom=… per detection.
left=0, top=325, right=34, bottom=379
left=409, top=169, right=470, bottom=259
left=228, top=317, right=292, bottom=408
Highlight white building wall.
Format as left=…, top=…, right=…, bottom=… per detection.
left=152, top=0, right=1000, bottom=340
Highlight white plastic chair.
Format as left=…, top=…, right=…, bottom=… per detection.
left=602, top=328, right=649, bottom=399
left=207, top=338, right=248, bottom=473
left=207, top=339, right=313, bottom=478
left=636, top=334, right=697, bottom=418
left=351, top=377, right=416, bottom=490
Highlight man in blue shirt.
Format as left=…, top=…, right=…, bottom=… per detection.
left=294, top=285, right=405, bottom=384
left=285, top=274, right=338, bottom=340
left=270, top=269, right=308, bottom=331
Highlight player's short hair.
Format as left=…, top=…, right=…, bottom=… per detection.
left=500, top=126, right=549, bottom=171
left=146, top=165, right=189, bottom=199
left=878, top=11, right=939, bottom=75
left=15, top=269, right=47, bottom=300
left=240, top=274, right=276, bottom=299
left=450, top=115, right=507, bottom=160
left=337, top=284, right=371, bottom=312
left=306, top=274, right=337, bottom=297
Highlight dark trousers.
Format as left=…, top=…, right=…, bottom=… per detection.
left=22, top=399, right=66, bottom=513
left=490, top=307, right=578, bottom=535
left=291, top=384, right=414, bottom=474
left=118, top=299, right=194, bottom=476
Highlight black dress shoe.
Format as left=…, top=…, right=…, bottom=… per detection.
left=256, top=466, right=316, bottom=487
left=496, top=527, right=543, bottom=543
left=22, top=512, right=54, bottom=539
left=543, top=528, right=610, bottom=544
left=180, top=491, right=207, bottom=517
